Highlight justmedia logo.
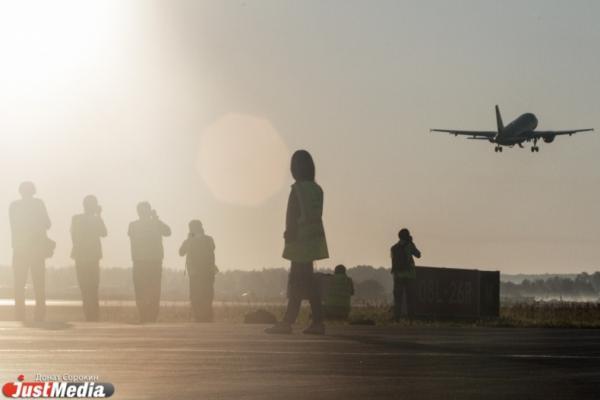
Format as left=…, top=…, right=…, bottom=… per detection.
left=2, top=375, right=114, bottom=398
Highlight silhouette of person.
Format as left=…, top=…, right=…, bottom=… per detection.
left=266, top=150, right=329, bottom=335
left=9, top=182, right=52, bottom=322
left=391, top=228, right=421, bottom=320
left=128, top=202, right=171, bottom=323
left=71, top=195, right=107, bottom=321
left=323, top=264, right=354, bottom=320
left=179, top=220, right=217, bottom=322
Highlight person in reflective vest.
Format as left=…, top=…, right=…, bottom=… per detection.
left=391, top=228, right=421, bottom=320
left=266, top=150, right=329, bottom=335
left=324, top=264, right=354, bottom=320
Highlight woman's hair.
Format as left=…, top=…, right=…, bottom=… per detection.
left=398, top=228, right=412, bottom=241
left=291, top=150, right=315, bottom=181
left=334, top=264, right=347, bottom=275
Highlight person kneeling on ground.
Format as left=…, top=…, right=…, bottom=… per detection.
left=179, top=220, right=217, bottom=322
left=323, top=264, right=354, bottom=320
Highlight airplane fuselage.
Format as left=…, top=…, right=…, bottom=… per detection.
left=494, top=113, right=538, bottom=145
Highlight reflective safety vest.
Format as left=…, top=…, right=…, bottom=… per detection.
left=282, top=181, right=329, bottom=262
left=324, top=274, right=353, bottom=311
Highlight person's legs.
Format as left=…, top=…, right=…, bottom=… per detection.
left=188, top=273, right=199, bottom=321
left=75, top=261, right=86, bottom=318
left=307, top=271, right=323, bottom=325
left=30, top=258, right=46, bottom=322
left=88, top=261, right=100, bottom=321
left=302, top=263, right=325, bottom=334
left=132, top=263, right=146, bottom=322
left=267, top=262, right=315, bottom=334
left=204, top=276, right=215, bottom=321
left=12, top=252, right=28, bottom=321
left=189, top=273, right=211, bottom=322
left=76, top=261, right=100, bottom=321
left=146, top=263, right=162, bottom=322
left=393, top=276, right=406, bottom=320
left=282, top=294, right=302, bottom=324
left=282, top=262, right=311, bottom=324
left=196, top=279, right=215, bottom=322
left=405, top=279, right=416, bottom=318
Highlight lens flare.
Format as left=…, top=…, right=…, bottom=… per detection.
left=198, top=114, right=290, bottom=206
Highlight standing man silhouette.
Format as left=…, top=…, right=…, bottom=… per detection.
left=179, top=220, right=217, bottom=322
left=9, top=182, right=52, bottom=322
left=128, top=202, right=171, bottom=323
left=71, top=195, right=107, bottom=321
left=266, top=150, right=329, bottom=335
left=391, top=228, right=421, bottom=320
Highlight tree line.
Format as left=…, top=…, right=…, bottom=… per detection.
left=0, top=265, right=598, bottom=302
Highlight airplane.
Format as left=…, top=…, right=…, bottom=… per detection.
left=430, top=106, right=593, bottom=152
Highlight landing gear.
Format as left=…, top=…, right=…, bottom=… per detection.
left=494, top=146, right=503, bottom=153
left=531, top=146, right=539, bottom=152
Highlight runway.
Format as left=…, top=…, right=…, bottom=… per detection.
left=0, top=322, right=599, bottom=399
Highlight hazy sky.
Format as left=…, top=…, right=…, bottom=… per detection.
left=0, top=0, right=599, bottom=274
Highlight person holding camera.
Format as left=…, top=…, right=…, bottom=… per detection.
left=128, top=202, right=171, bottom=323
left=71, top=195, right=107, bottom=321
left=179, top=220, right=217, bottom=322
left=391, top=228, right=421, bottom=320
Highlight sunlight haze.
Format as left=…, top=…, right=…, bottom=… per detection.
left=0, top=0, right=598, bottom=274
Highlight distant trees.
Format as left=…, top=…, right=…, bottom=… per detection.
left=354, top=279, right=386, bottom=301
left=1, top=265, right=599, bottom=302
left=501, top=272, right=600, bottom=299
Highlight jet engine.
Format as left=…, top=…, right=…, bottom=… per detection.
left=543, top=135, right=556, bottom=143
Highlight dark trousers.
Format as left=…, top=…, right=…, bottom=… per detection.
left=75, top=260, right=100, bottom=321
left=393, top=277, right=416, bottom=319
left=283, top=262, right=323, bottom=325
left=133, top=262, right=162, bottom=323
left=13, top=252, right=46, bottom=321
left=189, top=273, right=215, bottom=322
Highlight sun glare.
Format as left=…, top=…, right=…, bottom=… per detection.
left=0, top=1, right=122, bottom=93
left=0, top=0, right=128, bottom=159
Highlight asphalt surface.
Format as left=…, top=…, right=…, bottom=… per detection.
left=0, top=322, right=599, bottom=399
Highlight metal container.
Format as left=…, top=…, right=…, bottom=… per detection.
left=413, top=266, right=500, bottom=318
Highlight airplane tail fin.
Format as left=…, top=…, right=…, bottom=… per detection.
left=495, top=105, right=504, bottom=134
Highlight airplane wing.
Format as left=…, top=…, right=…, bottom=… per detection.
left=430, top=129, right=496, bottom=139
left=532, top=129, right=594, bottom=138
